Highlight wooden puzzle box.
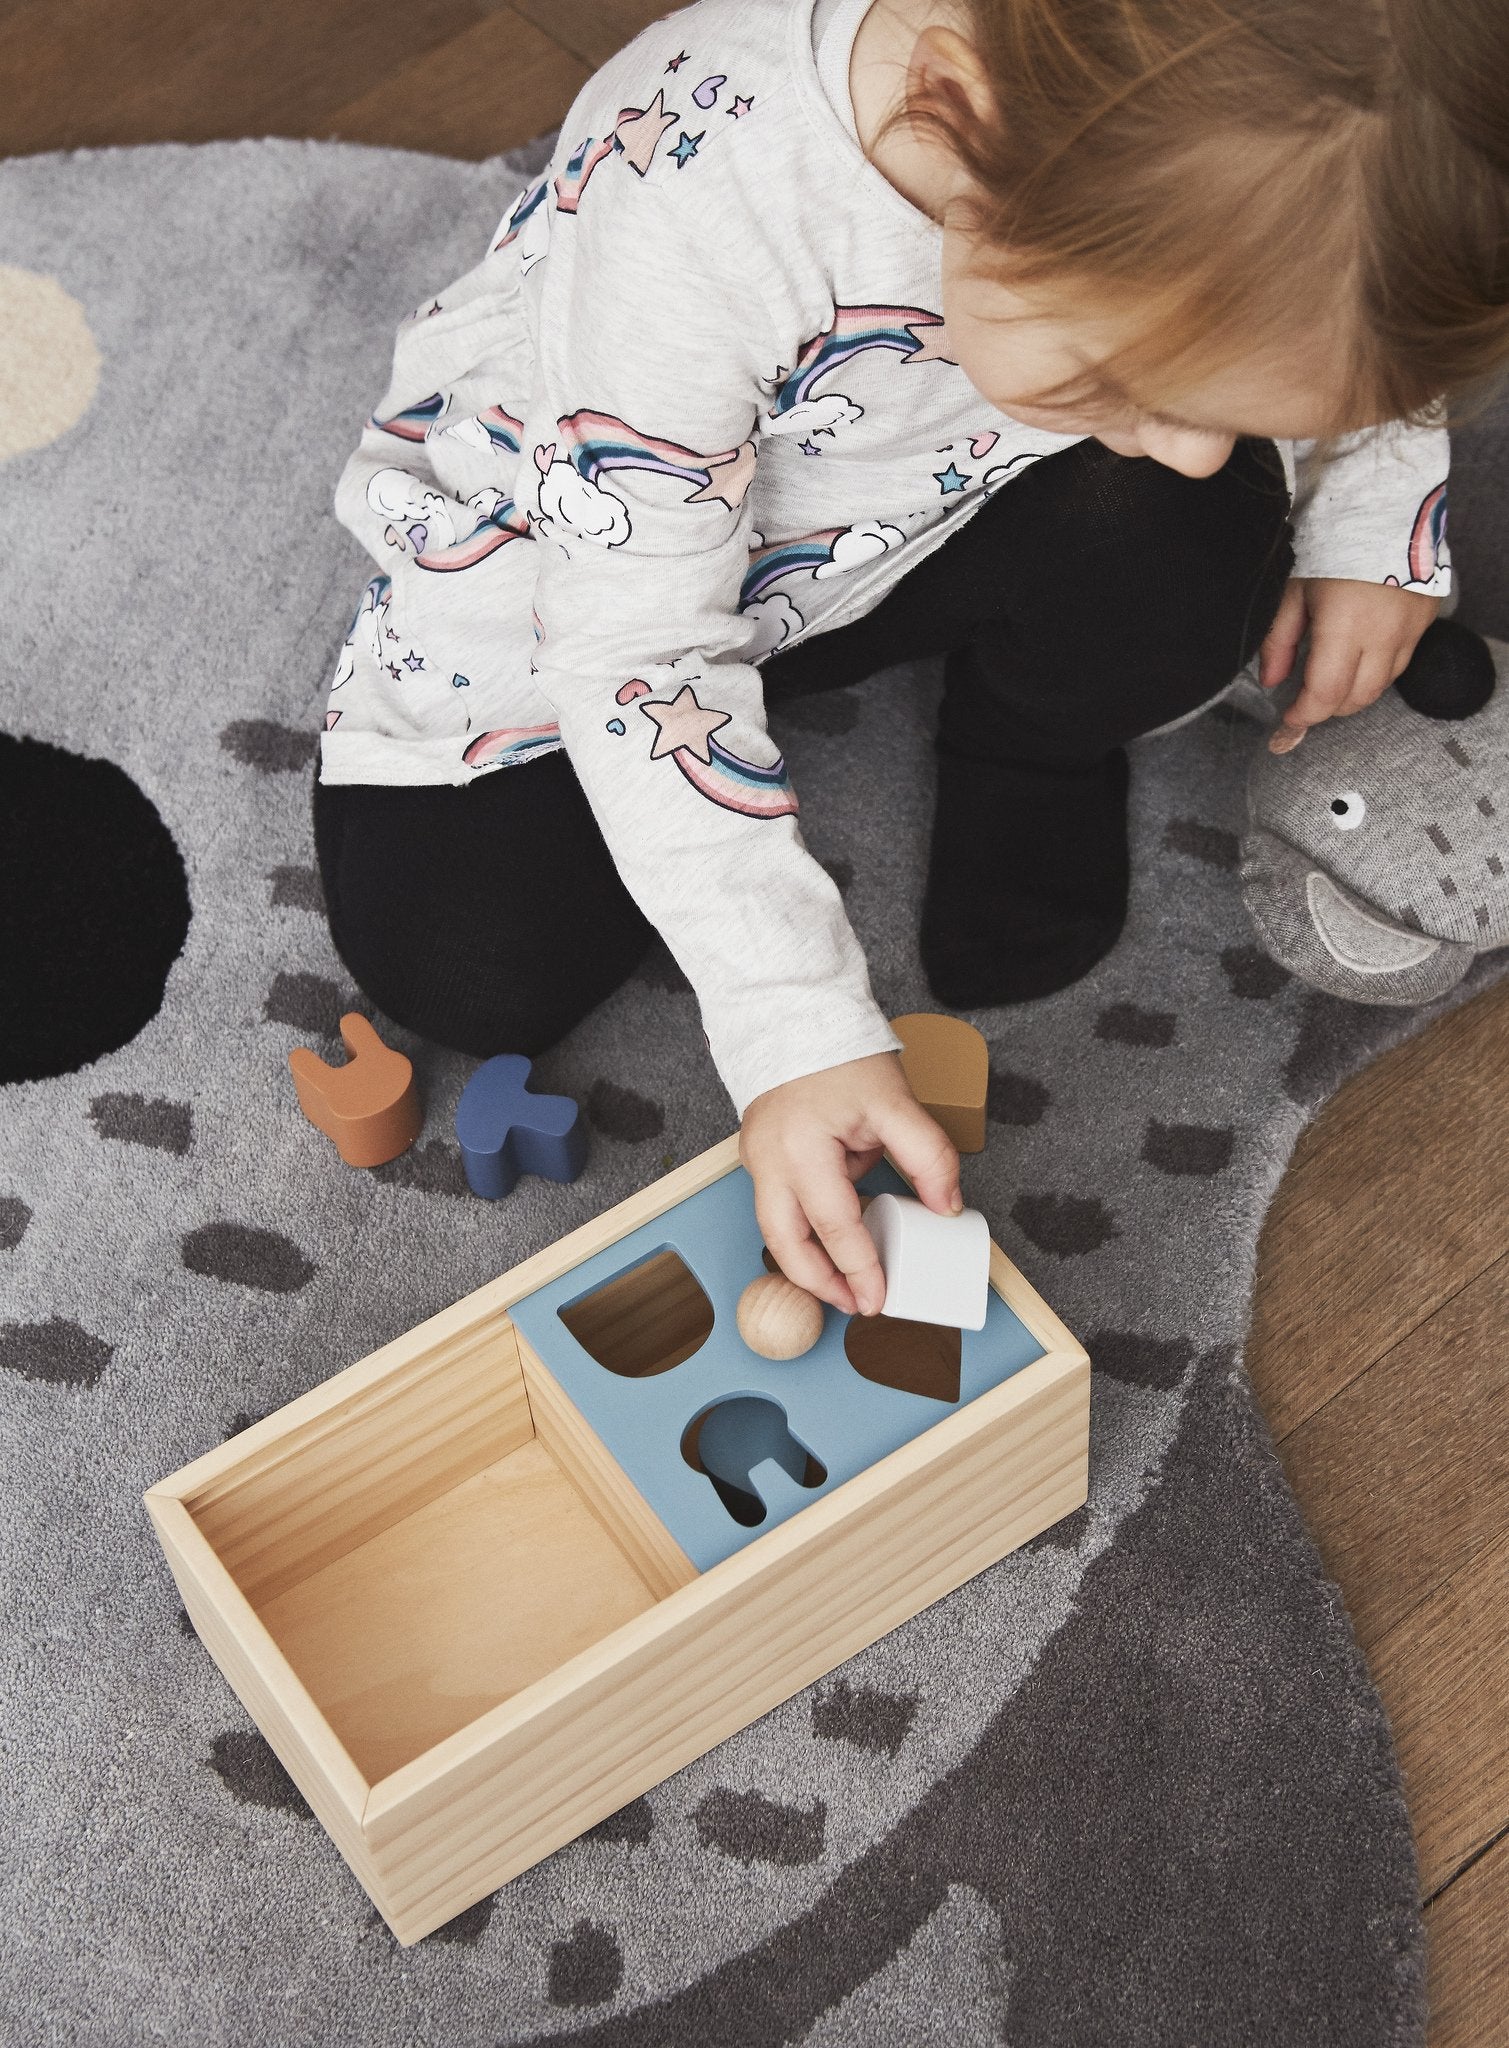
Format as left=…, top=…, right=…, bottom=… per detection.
left=145, top=1134, right=1090, bottom=1944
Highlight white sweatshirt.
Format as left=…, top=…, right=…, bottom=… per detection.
left=320, top=0, right=1452, bottom=1116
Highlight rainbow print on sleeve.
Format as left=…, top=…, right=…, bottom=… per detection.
left=368, top=392, right=446, bottom=442
left=767, top=304, right=957, bottom=420
left=555, top=409, right=757, bottom=510
left=462, top=721, right=563, bottom=769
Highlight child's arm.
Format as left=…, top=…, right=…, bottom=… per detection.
left=1261, top=418, right=1449, bottom=745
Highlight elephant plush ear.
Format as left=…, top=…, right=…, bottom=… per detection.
left=1394, top=617, right=1496, bottom=719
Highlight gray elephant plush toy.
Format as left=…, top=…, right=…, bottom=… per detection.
left=1240, top=618, right=1509, bottom=1003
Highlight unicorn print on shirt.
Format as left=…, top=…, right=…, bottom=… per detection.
left=760, top=304, right=960, bottom=447
left=1385, top=481, right=1450, bottom=597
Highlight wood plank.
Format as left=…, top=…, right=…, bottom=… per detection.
left=1249, top=977, right=1509, bottom=1443
left=1369, top=1533, right=1509, bottom=1899
left=1278, top=1253, right=1509, bottom=1651
left=505, top=0, right=673, bottom=73
left=326, top=9, right=588, bottom=160
left=360, top=1347, right=1089, bottom=1942
left=0, top=0, right=485, bottom=155
left=1425, top=1831, right=1509, bottom=2048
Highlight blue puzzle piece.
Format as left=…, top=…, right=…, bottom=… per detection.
left=455, top=1054, right=587, bottom=1199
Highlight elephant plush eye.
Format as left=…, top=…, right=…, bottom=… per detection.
left=1329, top=791, right=1367, bottom=830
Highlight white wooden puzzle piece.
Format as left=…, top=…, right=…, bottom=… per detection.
left=861, top=1193, right=990, bottom=1330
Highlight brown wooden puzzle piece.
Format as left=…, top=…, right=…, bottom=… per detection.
left=890, top=1012, right=989, bottom=1153
left=288, top=1013, right=421, bottom=1168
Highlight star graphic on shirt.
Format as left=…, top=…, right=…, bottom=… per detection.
left=685, top=438, right=758, bottom=508
left=799, top=438, right=821, bottom=456
left=386, top=661, right=404, bottom=680
left=640, top=684, right=731, bottom=763
left=385, top=627, right=400, bottom=641
left=902, top=319, right=959, bottom=366
left=671, top=130, right=704, bottom=167
left=934, top=462, right=970, bottom=494
left=403, top=649, right=425, bottom=671
left=727, top=95, right=754, bottom=117
left=665, top=50, right=689, bottom=71
left=616, top=90, right=679, bottom=176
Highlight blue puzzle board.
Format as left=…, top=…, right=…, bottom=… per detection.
left=508, top=1161, right=1047, bottom=1571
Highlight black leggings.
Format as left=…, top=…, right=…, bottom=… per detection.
left=312, top=435, right=1293, bottom=1056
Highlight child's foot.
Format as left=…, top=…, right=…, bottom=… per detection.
left=919, top=747, right=1130, bottom=1007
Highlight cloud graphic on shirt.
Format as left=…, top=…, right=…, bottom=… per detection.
left=433, top=415, right=495, bottom=455
left=532, top=445, right=631, bottom=546
left=367, top=468, right=458, bottom=550
left=742, top=590, right=803, bottom=655
left=761, top=393, right=863, bottom=441
left=812, top=520, right=906, bottom=579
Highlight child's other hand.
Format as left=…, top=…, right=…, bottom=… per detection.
left=739, top=1052, right=962, bottom=1318
left=1258, top=576, right=1441, bottom=753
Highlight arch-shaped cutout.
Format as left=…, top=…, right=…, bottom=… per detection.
left=682, top=1395, right=827, bottom=1528
left=558, top=1246, right=713, bottom=1378
left=844, top=1314, right=961, bottom=1404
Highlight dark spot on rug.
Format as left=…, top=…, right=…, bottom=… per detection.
left=1284, top=991, right=1403, bottom=1108
left=262, top=970, right=346, bottom=1038
left=268, top=863, right=325, bottom=913
left=0, top=1197, right=31, bottom=1250
left=0, top=732, right=191, bottom=1083
left=812, top=1678, right=918, bottom=1758
left=220, top=719, right=317, bottom=773
left=547, top=1920, right=623, bottom=2007
left=987, top=1067, right=1050, bottom=1127
left=1020, top=1502, right=1090, bottom=1555
left=1, top=1317, right=113, bottom=1386
left=183, top=1223, right=315, bottom=1294
left=586, top=1796, right=654, bottom=1847
left=586, top=1078, right=664, bottom=1143
left=1143, top=1120, right=1234, bottom=1177
left=1089, top=1328, right=1196, bottom=1391
left=89, top=1091, right=192, bottom=1154
left=633, top=941, right=691, bottom=994
left=431, top=1897, right=494, bottom=1946
left=176, top=1606, right=197, bottom=1639
left=1011, top=1192, right=1118, bottom=1257
left=205, top=1729, right=311, bottom=1816
left=820, top=854, right=854, bottom=895
left=1220, top=944, right=1291, bottom=1000
left=693, top=1788, right=826, bottom=1866
left=771, top=686, right=861, bottom=735
left=1094, top=1003, right=1175, bottom=1049
left=372, top=1141, right=469, bottom=1196
left=222, top=1409, right=269, bottom=1440
left=1163, top=817, right=1240, bottom=871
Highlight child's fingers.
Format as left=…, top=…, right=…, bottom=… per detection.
left=791, top=1165, right=886, bottom=1317
left=1272, top=635, right=1363, bottom=751
left=756, top=1182, right=859, bottom=1316
left=874, top=1095, right=962, bottom=1217
left=1258, top=581, right=1307, bottom=688
left=1338, top=648, right=1399, bottom=718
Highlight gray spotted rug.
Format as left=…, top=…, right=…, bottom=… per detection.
left=4, top=137, right=1507, bottom=2048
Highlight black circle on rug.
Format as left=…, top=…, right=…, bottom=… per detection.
left=1, top=732, right=191, bottom=1083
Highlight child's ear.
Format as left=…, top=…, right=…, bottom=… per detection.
left=909, top=23, right=996, bottom=131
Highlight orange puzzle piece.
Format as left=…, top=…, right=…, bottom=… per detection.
left=288, top=1013, right=421, bottom=1168
left=890, top=1012, right=989, bottom=1154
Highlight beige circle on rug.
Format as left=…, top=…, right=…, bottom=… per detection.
left=0, top=265, right=101, bottom=463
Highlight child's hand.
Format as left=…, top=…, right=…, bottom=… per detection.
left=1258, top=576, right=1441, bottom=753
left=739, top=1052, right=962, bottom=1317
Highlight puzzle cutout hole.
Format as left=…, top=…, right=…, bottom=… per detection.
left=682, top=1394, right=829, bottom=1529
left=845, top=1315, right=962, bottom=1404
left=763, top=1243, right=962, bottom=1404
left=557, top=1246, right=715, bottom=1379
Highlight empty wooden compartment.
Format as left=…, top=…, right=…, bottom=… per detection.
left=145, top=1135, right=1089, bottom=1943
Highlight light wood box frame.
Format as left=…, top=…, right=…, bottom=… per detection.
left=145, top=1135, right=1090, bottom=1944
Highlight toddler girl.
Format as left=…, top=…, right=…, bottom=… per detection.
left=314, top=0, right=1508, bottom=1315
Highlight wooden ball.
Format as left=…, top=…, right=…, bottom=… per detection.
left=736, top=1273, right=824, bottom=1360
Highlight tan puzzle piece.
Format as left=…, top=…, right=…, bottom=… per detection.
left=890, top=1012, right=989, bottom=1154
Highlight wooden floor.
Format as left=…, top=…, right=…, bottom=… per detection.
left=4, top=6, right=1504, bottom=2038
